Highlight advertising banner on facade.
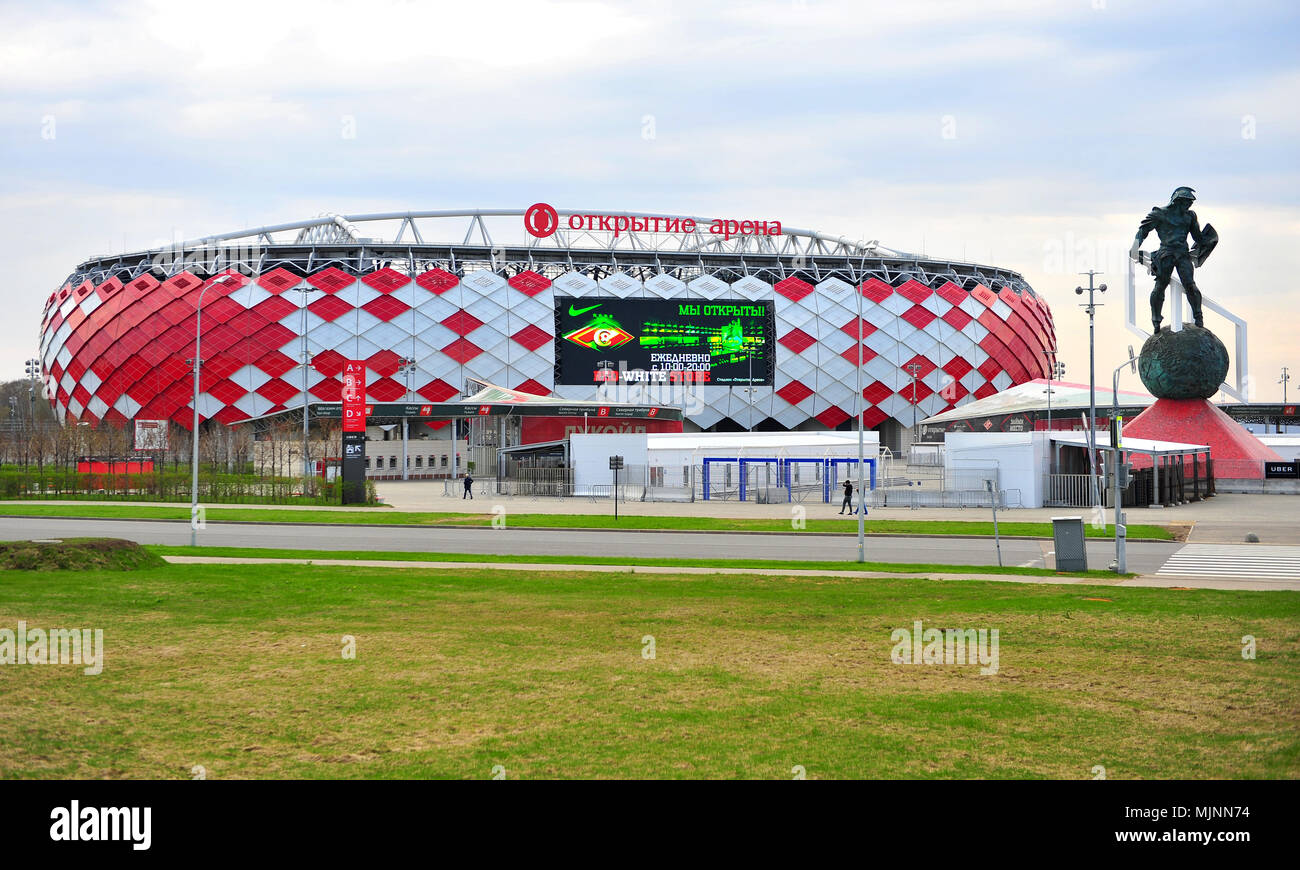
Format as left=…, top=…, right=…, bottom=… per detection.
left=132, top=419, right=169, bottom=451
left=554, top=296, right=774, bottom=386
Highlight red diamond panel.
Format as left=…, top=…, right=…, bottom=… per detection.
left=774, top=277, right=814, bottom=302
left=362, top=268, right=410, bottom=293
left=417, top=379, right=458, bottom=402
left=943, top=357, right=974, bottom=379
left=838, top=317, right=877, bottom=339
left=257, top=378, right=299, bottom=404
left=309, top=294, right=354, bottom=322
left=862, top=381, right=894, bottom=405
left=971, top=284, right=998, bottom=307
left=310, top=378, right=342, bottom=402
left=937, top=380, right=969, bottom=407
left=896, top=279, right=932, bottom=304
left=514, top=379, right=550, bottom=396
left=860, top=278, right=893, bottom=304
left=511, top=324, right=552, bottom=351
left=365, top=349, right=403, bottom=377
left=254, top=351, right=296, bottom=378
left=941, top=307, right=973, bottom=330
left=936, top=281, right=968, bottom=306
left=977, top=357, right=1003, bottom=382
left=839, top=344, right=878, bottom=366
left=442, top=337, right=483, bottom=364
left=207, top=379, right=249, bottom=405
left=307, top=267, right=355, bottom=294
left=214, top=406, right=251, bottom=425
left=777, top=328, right=815, bottom=354
left=367, top=377, right=406, bottom=401
left=860, top=406, right=889, bottom=429
left=508, top=271, right=550, bottom=296
left=815, top=406, right=850, bottom=428
left=974, top=382, right=999, bottom=400
left=776, top=380, right=814, bottom=405
left=902, top=354, right=937, bottom=379
left=417, top=269, right=459, bottom=295
left=442, top=310, right=484, bottom=335
left=95, top=277, right=123, bottom=301
left=254, top=295, right=298, bottom=322
left=900, top=304, right=936, bottom=329
left=258, top=268, right=301, bottom=293
left=362, top=295, right=411, bottom=322
left=899, top=381, right=933, bottom=404
left=312, top=350, right=347, bottom=375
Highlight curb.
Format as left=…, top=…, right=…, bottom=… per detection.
left=0, top=513, right=1180, bottom=543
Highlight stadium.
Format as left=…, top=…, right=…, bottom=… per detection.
left=37, top=207, right=1057, bottom=454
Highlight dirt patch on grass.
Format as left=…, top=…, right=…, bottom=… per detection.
left=0, top=538, right=165, bottom=571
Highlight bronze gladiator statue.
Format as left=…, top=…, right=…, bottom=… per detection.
left=1131, top=186, right=1218, bottom=333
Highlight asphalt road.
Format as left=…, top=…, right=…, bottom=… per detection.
left=0, top=516, right=1183, bottom=572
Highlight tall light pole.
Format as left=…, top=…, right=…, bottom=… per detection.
left=856, top=281, right=866, bottom=563
left=1075, top=271, right=1107, bottom=506
left=1281, top=367, right=1292, bottom=433
left=291, top=287, right=320, bottom=490
left=1041, top=350, right=1063, bottom=432
left=186, top=278, right=227, bottom=547
left=398, top=356, right=417, bottom=480
left=905, top=362, right=923, bottom=447
left=1110, top=347, right=1137, bottom=574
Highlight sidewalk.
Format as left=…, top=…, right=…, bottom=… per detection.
left=374, top=482, right=1299, bottom=545
left=161, top=555, right=1296, bottom=592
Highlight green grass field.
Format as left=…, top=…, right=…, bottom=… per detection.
left=0, top=503, right=1177, bottom=540
left=150, top=544, right=1131, bottom=579
left=1, top=558, right=1294, bottom=779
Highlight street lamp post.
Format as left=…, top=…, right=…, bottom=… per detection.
left=186, top=279, right=221, bottom=547
left=1111, top=347, right=1137, bottom=573
left=398, top=356, right=417, bottom=480
left=1075, top=271, right=1107, bottom=507
left=856, top=282, right=865, bottom=563
left=905, top=362, right=923, bottom=448
left=1281, top=367, right=1291, bottom=432
left=291, top=287, right=320, bottom=491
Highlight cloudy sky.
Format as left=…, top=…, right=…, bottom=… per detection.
left=3, top=0, right=1297, bottom=401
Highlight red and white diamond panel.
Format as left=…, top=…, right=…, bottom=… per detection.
left=38, top=265, right=1054, bottom=431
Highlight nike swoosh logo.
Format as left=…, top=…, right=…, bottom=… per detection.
left=568, top=304, right=602, bottom=316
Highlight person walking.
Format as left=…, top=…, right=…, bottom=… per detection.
left=462, top=472, right=474, bottom=500
left=839, top=478, right=854, bottom=514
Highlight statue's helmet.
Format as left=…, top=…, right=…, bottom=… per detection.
left=1169, top=186, right=1197, bottom=204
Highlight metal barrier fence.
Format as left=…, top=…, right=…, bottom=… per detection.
left=906, top=444, right=945, bottom=467
left=1044, top=473, right=1096, bottom=507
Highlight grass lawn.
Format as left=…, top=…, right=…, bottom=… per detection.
left=0, top=503, right=1176, bottom=540
left=0, top=560, right=1295, bottom=779
left=149, top=544, right=1131, bottom=579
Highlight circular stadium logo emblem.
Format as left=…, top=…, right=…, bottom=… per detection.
left=524, top=202, right=559, bottom=238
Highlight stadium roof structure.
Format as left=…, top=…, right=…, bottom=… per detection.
left=64, top=208, right=1039, bottom=297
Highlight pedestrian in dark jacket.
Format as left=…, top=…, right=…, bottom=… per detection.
left=839, top=479, right=853, bottom=514
left=462, top=473, right=474, bottom=499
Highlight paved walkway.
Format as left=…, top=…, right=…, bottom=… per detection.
left=162, top=555, right=1297, bottom=592
left=4, top=488, right=1296, bottom=544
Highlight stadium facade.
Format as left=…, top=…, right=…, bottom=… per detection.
left=37, top=208, right=1057, bottom=451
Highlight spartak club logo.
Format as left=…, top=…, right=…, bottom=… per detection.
left=563, top=313, right=634, bottom=351
left=524, top=202, right=559, bottom=238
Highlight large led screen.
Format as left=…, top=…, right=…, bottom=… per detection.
left=554, top=296, right=774, bottom=386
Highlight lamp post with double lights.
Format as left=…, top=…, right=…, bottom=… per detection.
left=183, top=274, right=239, bottom=546
left=855, top=281, right=866, bottom=562
left=1075, top=271, right=1107, bottom=507
left=1110, top=346, right=1137, bottom=574
left=1280, top=367, right=1291, bottom=432
left=397, top=356, right=417, bottom=480
left=905, top=362, right=923, bottom=447
left=290, top=287, right=320, bottom=489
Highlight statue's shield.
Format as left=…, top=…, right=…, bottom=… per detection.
left=1191, top=223, right=1218, bottom=267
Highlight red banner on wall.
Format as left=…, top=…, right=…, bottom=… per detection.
left=342, top=361, right=367, bottom=432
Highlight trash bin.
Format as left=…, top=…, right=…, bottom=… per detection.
left=1052, top=516, right=1088, bottom=572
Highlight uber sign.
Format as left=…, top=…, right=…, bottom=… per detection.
left=1264, top=461, right=1299, bottom=479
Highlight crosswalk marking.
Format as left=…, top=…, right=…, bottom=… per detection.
left=1156, top=544, right=1300, bottom=580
